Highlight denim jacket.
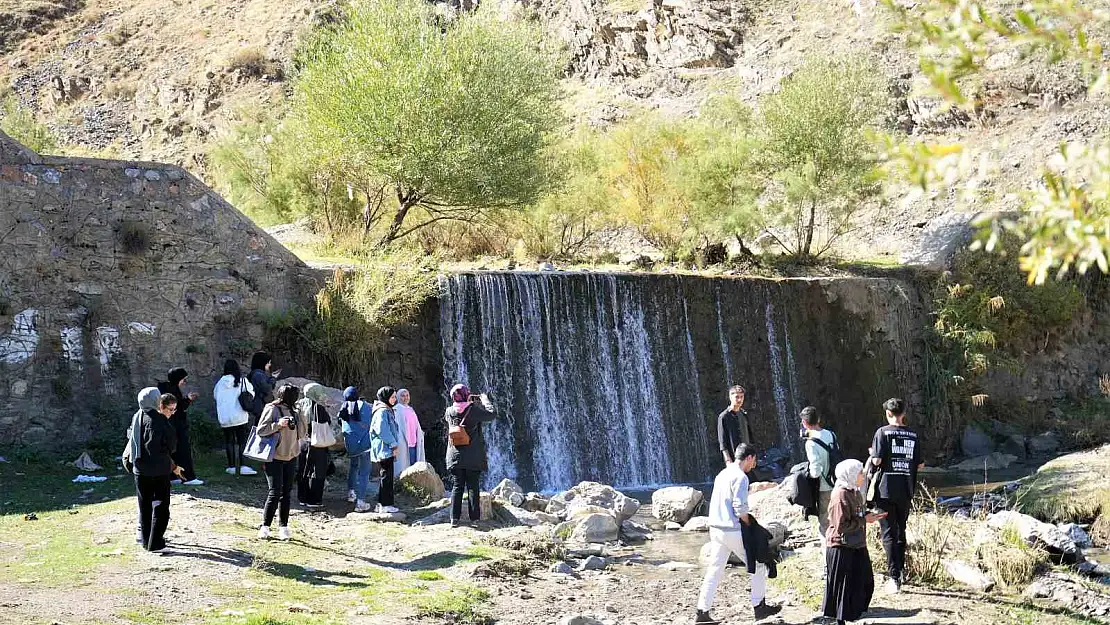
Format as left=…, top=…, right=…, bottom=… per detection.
left=369, top=401, right=399, bottom=462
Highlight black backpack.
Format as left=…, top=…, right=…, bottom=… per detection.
left=785, top=462, right=818, bottom=511
left=807, top=433, right=843, bottom=489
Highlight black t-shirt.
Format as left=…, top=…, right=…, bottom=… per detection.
left=718, top=408, right=753, bottom=460
left=870, top=424, right=922, bottom=502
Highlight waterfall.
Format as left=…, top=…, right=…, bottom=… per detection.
left=438, top=272, right=918, bottom=491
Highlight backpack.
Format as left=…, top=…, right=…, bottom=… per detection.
left=785, top=462, right=817, bottom=511
left=807, top=433, right=843, bottom=488
left=448, top=406, right=471, bottom=447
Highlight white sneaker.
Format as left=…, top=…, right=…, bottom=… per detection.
left=225, top=467, right=237, bottom=475
left=238, top=466, right=258, bottom=476
left=257, top=526, right=271, bottom=540
left=135, top=530, right=144, bottom=545
left=884, top=578, right=901, bottom=594
left=355, top=501, right=373, bottom=513
left=382, top=506, right=399, bottom=514
left=277, top=526, right=291, bottom=541
left=182, top=479, right=204, bottom=486
left=170, top=479, right=183, bottom=485
left=347, top=490, right=357, bottom=503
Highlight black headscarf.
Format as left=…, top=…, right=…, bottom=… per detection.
left=250, top=351, right=271, bottom=372
left=376, top=386, right=396, bottom=405
left=167, top=367, right=188, bottom=385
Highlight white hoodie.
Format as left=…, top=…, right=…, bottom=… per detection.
left=214, top=374, right=254, bottom=428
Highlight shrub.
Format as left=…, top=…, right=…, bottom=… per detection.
left=226, top=46, right=280, bottom=79
left=117, top=220, right=150, bottom=255
left=1, top=96, right=57, bottom=153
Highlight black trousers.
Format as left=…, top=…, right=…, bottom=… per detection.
left=298, top=444, right=330, bottom=506
left=171, top=416, right=196, bottom=481
left=378, top=456, right=395, bottom=507
left=135, top=474, right=172, bottom=551
left=262, top=459, right=296, bottom=527
left=875, top=498, right=912, bottom=581
left=223, top=423, right=249, bottom=469
left=451, top=467, right=482, bottom=522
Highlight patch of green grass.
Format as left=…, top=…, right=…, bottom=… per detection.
left=464, top=544, right=507, bottom=561
left=414, top=571, right=445, bottom=581
left=413, top=585, right=492, bottom=625
left=770, top=548, right=824, bottom=610
left=118, top=605, right=174, bottom=625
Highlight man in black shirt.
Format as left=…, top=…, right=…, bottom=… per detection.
left=718, top=385, right=754, bottom=465
left=868, top=397, right=923, bottom=594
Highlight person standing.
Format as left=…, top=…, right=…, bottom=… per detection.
left=393, top=388, right=426, bottom=477
left=445, top=383, right=497, bottom=527
left=157, top=367, right=203, bottom=486
left=256, top=384, right=308, bottom=540
left=801, top=406, right=839, bottom=545
left=869, top=397, right=923, bottom=594
left=697, top=443, right=781, bottom=624
left=214, top=359, right=258, bottom=476
left=296, top=383, right=333, bottom=509
left=248, top=352, right=281, bottom=422
left=133, top=392, right=184, bottom=552
left=339, top=386, right=374, bottom=513
left=717, top=385, right=754, bottom=466
left=822, top=459, right=885, bottom=625
left=370, top=387, right=401, bottom=514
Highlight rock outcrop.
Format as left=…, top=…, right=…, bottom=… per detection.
left=651, top=486, right=703, bottom=524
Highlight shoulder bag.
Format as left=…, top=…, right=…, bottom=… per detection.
left=237, top=376, right=255, bottom=412
left=243, top=406, right=282, bottom=463
left=311, top=410, right=337, bottom=448
left=448, top=407, right=471, bottom=447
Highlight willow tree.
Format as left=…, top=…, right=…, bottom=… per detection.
left=293, top=0, right=564, bottom=247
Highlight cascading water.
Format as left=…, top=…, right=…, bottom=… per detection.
left=438, top=272, right=920, bottom=492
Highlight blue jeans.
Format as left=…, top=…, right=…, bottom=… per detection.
left=348, top=454, right=372, bottom=501
left=408, top=447, right=418, bottom=466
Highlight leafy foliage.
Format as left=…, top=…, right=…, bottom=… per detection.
left=292, top=0, right=564, bottom=247
left=755, top=56, right=889, bottom=260
left=882, top=0, right=1110, bottom=284
left=1, top=96, right=57, bottom=154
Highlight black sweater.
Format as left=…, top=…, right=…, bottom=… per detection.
left=445, top=402, right=498, bottom=472
left=133, top=410, right=177, bottom=476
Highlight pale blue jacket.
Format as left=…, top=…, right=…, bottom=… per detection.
left=369, top=400, right=400, bottom=462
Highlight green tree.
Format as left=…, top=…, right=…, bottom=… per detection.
left=1, top=97, right=57, bottom=154
left=754, top=57, right=889, bottom=261
left=293, top=0, right=564, bottom=247
left=882, top=0, right=1110, bottom=284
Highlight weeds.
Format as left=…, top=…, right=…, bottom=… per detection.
left=226, top=47, right=280, bottom=79
left=413, top=586, right=492, bottom=625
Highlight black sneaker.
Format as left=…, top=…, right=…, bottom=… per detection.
left=753, top=600, right=782, bottom=620
left=694, top=610, right=720, bottom=624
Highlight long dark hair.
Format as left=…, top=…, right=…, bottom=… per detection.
left=274, top=383, right=299, bottom=408
left=222, top=359, right=241, bottom=384
left=250, top=351, right=271, bottom=373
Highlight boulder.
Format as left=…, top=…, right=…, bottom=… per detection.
left=1024, top=581, right=1052, bottom=598
left=961, top=424, right=995, bottom=458
left=1029, top=432, right=1062, bottom=456
left=988, top=511, right=1080, bottom=562
left=523, top=492, right=551, bottom=513
left=700, top=542, right=742, bottom=566
left=749, top=482, right=806, bottom=531
left=951, top=453, right=1017, bottom=472
left=943, top=559, right=995, bottom=591
left=412, top=508, right=451, bottom=526
left=999, top=434, right=1028, bottom=460
left=681, top=516, right=710, bottom=532
left=620, top=519, right=652, bottom=541
left=492, top=479, right=526, bottom=507
left=1058, top=523, right=1092, bottom=549
left=496, top=504, right=541, bottom=527
left=578, top=555, right=608, bottom=571
left=550, top=561, right=576, bottom=576
left=399, top=462, right=446, bottom=500
left=651, top=486, right=703, bottom=524
left=568, top=505, right=618, bottom=522
left=571, top=513, right=620, bottom=544
left=550, top=482, right=640, bottom=522
left=664, top=521, right=683, bottom=531
left=536, top=511, right=561, bottom=525
left=554, top=520, right=577, bottom=540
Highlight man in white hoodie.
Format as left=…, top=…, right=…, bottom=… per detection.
left=696, top=443, right=782, bottom=624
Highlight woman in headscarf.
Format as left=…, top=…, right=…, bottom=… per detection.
left=822, top=459, right=886, bottom=625
left=214, top=359, right=257, bottom=476
left=338, top=386, right=374, bottom=512
left=157, top=367, right=202, bottom=485
left=125, top=387, right=176, bottom=545
left=132, top=391, right=184, bottom=551
left=295, top=383, right=332, bottom=509
left=248, top=352, right=281, bottom=422
left=393, top=388, right=426, bottom=478
left=444, top=383, right=498, bottom=527
left=370, top=386, right=400, bottom=514
left=256, top=384, right=307, bottom=541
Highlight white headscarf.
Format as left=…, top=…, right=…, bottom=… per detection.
left=834, top=459, right=865, bottom=491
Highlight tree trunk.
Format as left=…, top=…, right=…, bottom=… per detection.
left=733, top=234, right=759, bottom=264
left=376, top=186, right=417, bottom=248
left=801, top=198, right=817, bottom=260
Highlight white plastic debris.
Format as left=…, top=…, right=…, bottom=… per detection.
left=72, top=475, right=108, bottom=483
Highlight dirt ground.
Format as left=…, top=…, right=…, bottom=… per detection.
left=0, top=453, right=1100, bottom=625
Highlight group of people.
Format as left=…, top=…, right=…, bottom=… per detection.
left=124, top=350, right=500, bottom=551
left=702, top=388, right=922, bottom=625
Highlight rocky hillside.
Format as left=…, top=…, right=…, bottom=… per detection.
left=1, top=0, right=1105, bottom=260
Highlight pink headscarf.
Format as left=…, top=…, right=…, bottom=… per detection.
left=450, top=383, right=471, bottom=412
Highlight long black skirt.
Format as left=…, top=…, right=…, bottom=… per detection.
left=297, top=444, right=330, bottom=506
left=822, top=545, right=874, bottom=622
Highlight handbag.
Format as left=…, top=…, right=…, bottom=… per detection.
left=311, top=416, right=337, bottom=448
left=448, top=407, right=470, bottom=447
left=244, top=406, right=283, bottom=463
left=237, top=376, right=255, bottom=412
